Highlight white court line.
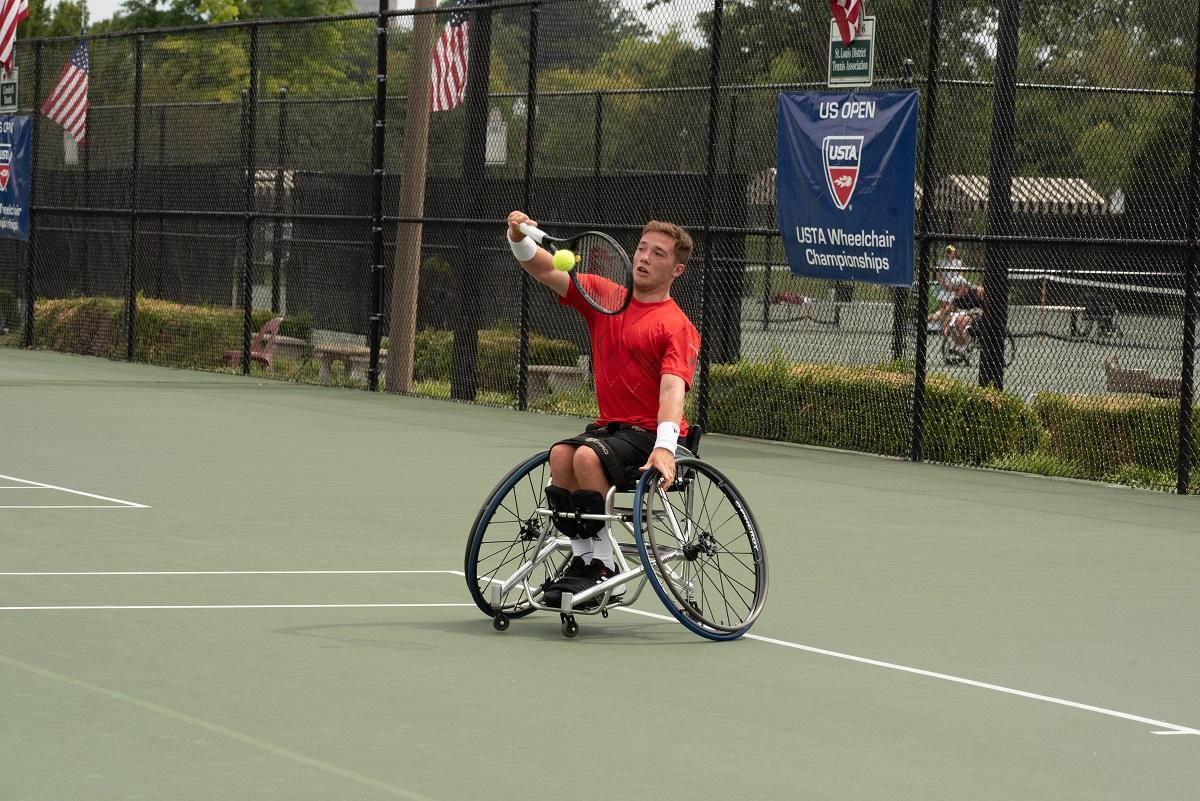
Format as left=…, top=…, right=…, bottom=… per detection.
left=0, top=506, right=152, bottom=509
left=0, top=473, right=149, bottom=508
left=0, top=571, right=472, bottom=610
left=453, top=569, right=1198, bottom=736
left=611, top=606, right=1200, bottom=737
left=0, top=603, right=475, bottom=610
left=0, top=570, right=458, bottom=576
left=8, top=567, right=1196, bottom=737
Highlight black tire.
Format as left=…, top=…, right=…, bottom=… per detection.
left=465, top=451, right=567, bottom=619
left=940, top=333, right=968, bottom=366
left=633, top=458, right=768, bottom=640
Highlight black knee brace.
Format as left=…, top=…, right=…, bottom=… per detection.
left=545, top=485, right=579, bottom=538
left=571, top=490, right=606, bottom=539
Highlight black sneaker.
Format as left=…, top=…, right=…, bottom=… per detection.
left=540, top=556, right=589, bottom=606
left=589, top=559, right=626, bottom=600
left=543, top=559, right=623, bottom=608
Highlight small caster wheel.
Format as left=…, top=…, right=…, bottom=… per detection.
left=560, top=613, right=578, bottom=639
left=492, top=613, right=510, bottom=632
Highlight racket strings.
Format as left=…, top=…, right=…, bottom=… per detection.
left=574, top=233, right=632, bottom=314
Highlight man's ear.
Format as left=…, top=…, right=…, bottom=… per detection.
left=673, top=263, right=685, bottom=278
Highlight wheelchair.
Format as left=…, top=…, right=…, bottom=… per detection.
left=464, top=428, right=768, bottom=641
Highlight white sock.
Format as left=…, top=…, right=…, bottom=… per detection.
left=570, top=539, right=593, bottom=562
left=590, top=535, right=615, bottom=571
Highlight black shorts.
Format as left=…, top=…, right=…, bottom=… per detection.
left=554, top=423, right=655, bottom=491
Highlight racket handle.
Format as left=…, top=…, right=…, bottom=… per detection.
left=517, top=222, right=546, bottom=244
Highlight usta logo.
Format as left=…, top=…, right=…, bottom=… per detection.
left=821, top=135, right=864, bottom=211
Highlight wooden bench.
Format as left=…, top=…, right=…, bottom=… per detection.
left=1104, top=356, right=1185, bottom=400
left=314, top=344, right=387, bottom=381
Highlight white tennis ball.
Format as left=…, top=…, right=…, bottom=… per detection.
left=552, top=249, right=575, bottom=271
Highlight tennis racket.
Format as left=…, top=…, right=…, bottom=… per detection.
left=519, top=222, right=633, bottom=315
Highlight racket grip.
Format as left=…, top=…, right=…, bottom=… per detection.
left=517, top=222, right=545, bottom=244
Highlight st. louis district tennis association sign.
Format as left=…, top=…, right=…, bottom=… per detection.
left=775, top=90, right=917, bottom=287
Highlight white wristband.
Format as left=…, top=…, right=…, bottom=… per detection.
left=508, top=235, right=537, bottom=262
left=654, top=421, right=680, bottom=454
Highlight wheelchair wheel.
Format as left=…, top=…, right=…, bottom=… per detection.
left=940, top=334, right=968, bottom=366
left=633, top=458, right=768, bottom=641
left=465, top=451, right=567, bottom=619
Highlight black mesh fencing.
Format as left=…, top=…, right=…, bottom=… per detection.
left=2, top=0, right=1198, bottom=492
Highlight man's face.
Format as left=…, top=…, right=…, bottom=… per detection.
left=633, top=231, right=684, bottom=292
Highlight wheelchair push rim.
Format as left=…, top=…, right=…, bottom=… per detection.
left=633, top=458, right=768, bottom=640
left=465, top=450, right=568, bottom=619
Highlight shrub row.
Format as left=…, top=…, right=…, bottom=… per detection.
left=25, top=298, right=576, bottom=393
left=28, top=297, right=313, bottom=370
left=1033, top=393, right=1200, bottom=481
left=706, top=358, right=1041, bottom=465
left=18, top=297, right=1197, bottom=491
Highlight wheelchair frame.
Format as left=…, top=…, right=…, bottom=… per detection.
left=465, top=437, right=768, bottom=641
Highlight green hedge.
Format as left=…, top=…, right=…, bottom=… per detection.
left=27, top=298, right=576, bottom=391
left=1033, top=392, right=1200, bottom=481
left=413, top=327, right=579, bottom=393
left=707, top=357, right=1041, bottom=464
left=29, top=296, right=311, bottom=369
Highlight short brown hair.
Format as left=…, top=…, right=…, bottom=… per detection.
left=642, top=220, right=694, bottom=265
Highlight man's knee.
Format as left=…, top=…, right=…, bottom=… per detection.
left=573, top=446, right=602, bottom=472
left=550, top=443, right=577, bottom=477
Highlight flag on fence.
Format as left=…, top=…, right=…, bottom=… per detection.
left=429, top=0, right=473, bottom=112
left=41, top=31, right=89, bottom=146
left=830, top=0, right=864, bottom=46
left=0, top=0, right=29, bottom=71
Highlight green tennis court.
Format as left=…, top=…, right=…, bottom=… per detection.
left=3, top=349, right=1197, bottom=801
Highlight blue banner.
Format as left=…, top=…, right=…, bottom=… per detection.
left=776, top=91, right=917, bottom=287
left=0, top=115, right=31, bottom=241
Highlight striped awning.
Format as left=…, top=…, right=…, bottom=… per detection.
left=251, top=169, right=295, bottom=200
left=936, top=174, right=1107, bottom=215
left=750, top=167, right=925, bottom=209
left=752, top=169, right=1106, bottom=216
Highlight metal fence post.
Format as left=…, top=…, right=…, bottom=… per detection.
left=1177, top=14, right=1200, bottom=494
left=696, top=0, right=725, bottom=431
left=81, top=102, right=91, bottom=296
left=979, top=0, right=1021, bottom=390
left=156, top=105, right=165, bottom=298
left=367, top=2, right=389, bottom=391
left=890, top=63, right=916, bottom=363
left=271, top=87, right=287, bottom=315
left=517, top=3, right=539, bottom=412
left=912, top=6, right=943, bottom=463
left=126, top=34, right=145, bottom=362
left=22, top=39, right=42, bottom=348
left=240, top=26, right=260, bottom=375
left=593, top=90, right=602, bottom=219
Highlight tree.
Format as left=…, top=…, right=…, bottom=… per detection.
left=18, top=0, right=86, bottom=38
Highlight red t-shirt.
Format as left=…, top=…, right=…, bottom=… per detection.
left=561, top=274, right=700, bottom=434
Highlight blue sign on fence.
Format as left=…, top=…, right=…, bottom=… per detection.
left=776, top=90, right=917, bottom=287
left=0, top=115, right=31, bottom=241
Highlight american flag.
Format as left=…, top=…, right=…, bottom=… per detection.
left=41, top=33, right=89, bottom=146
left=0, top=0, right=29, bottom=72
left=429, top=0, right=472, bottom=112
left=830, top=0, right=865, bottom=46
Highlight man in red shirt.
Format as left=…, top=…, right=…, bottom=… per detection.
left=506, top=210, right=700, bottom=605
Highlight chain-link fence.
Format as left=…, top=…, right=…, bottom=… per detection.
left=2, top=0, right=1198, bottom=492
